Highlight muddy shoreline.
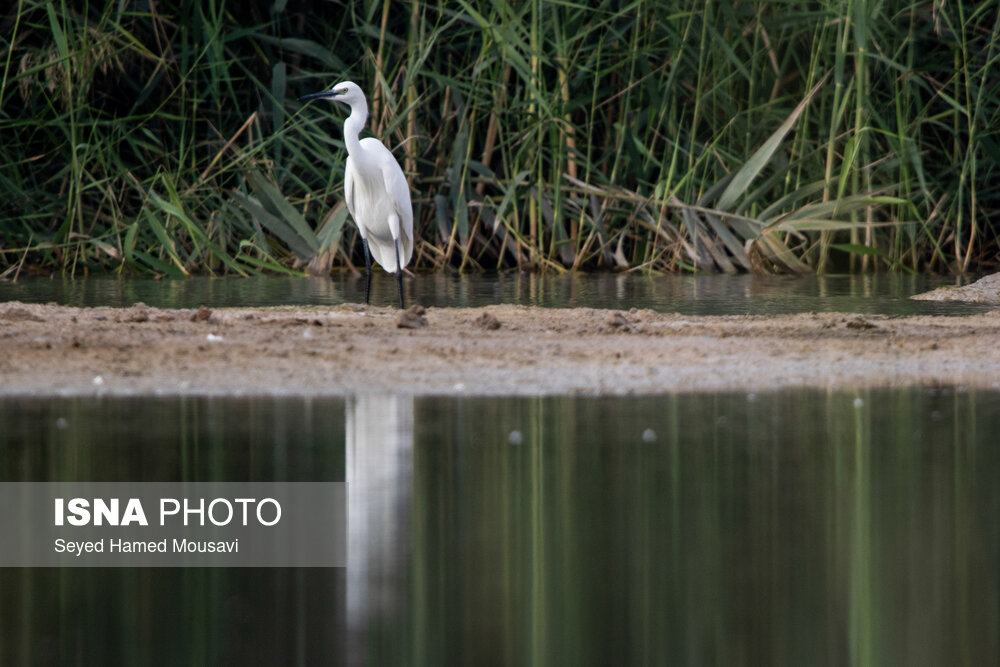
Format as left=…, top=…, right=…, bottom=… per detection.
left=2, top=300, right=999, bottom=397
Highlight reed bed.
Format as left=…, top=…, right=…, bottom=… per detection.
left=1, top=0, right=997, bottom=277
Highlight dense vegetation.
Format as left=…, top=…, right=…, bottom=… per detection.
left=1, top=0, right=998, bottom=277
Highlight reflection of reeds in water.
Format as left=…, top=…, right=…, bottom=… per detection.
left=0, top=392, right=998, bottom=663
left=346, top=393, right=414, bottom=663
left=0, top=396, right=347, bottom=664
left=2, top=2, right=997, bottom=276
left=399, top=391, right=1000, bottom=665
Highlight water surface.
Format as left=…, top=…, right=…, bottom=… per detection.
left=0, top=273, right=989, bottom=316
left=2, top=389, right=997, bottom=665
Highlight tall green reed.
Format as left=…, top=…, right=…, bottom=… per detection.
left=1, top=0, right=996, bottom=277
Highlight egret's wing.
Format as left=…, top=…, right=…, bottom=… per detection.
left=344, top=157, right=357, bottom=220
left=380, top=159, right=413, bottom=241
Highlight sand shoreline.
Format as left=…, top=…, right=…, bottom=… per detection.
left=2, top=300, right=999, bottom=397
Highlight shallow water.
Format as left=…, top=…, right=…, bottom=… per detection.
left=2, top=389, right=997, bottom=665
left=0, top=273, right=990, bottom=315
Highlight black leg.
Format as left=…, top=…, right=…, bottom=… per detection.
left=394, top=238, right=405, bottom=309
left=362, top=238, right=372, bottom=305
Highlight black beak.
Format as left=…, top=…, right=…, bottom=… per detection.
left=299, top=90, right=337, bottom=102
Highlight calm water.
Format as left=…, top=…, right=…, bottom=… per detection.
left=0, top=273, right=991, bottom=315
left=2, top=390, right=998, bottom=665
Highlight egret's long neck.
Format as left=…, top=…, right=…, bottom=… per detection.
left=342, top=99, right=369, bottom=160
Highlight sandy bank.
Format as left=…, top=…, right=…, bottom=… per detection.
left=2, top=301, right=999, bottom=396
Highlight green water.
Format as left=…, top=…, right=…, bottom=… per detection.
left=0, top=273, right=991, bottom=315
left=1, top=389, right=997, bottom=665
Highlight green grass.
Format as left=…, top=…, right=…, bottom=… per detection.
left=1, top=0, right=998, bottom=277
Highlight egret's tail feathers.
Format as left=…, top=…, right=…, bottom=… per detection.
left=368, top=236, right=413, bottom=274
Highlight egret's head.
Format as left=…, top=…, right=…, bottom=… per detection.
left=300, top=81, right=365, bottom=106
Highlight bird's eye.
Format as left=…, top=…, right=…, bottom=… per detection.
left=335, top=88, right=347, bottom=96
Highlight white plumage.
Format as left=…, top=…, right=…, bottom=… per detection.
left=302, top=81, right=413, bottom=307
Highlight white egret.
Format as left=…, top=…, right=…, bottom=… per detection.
left=301, top=81, right=413, bottom=308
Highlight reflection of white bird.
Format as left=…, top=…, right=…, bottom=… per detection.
left=345, top=394, right=413, bottom=662
left=301, top=81, right=413, bottom=308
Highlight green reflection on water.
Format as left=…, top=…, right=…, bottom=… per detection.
left=0, top=396, right=345, bottom=482
left=389, top=388, right=999, bottom=666
left=2, top=568, right=342, bottom=666
left=1, top=389, right=998, bottom=665
left=0, top=397, right=346, bottom=666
